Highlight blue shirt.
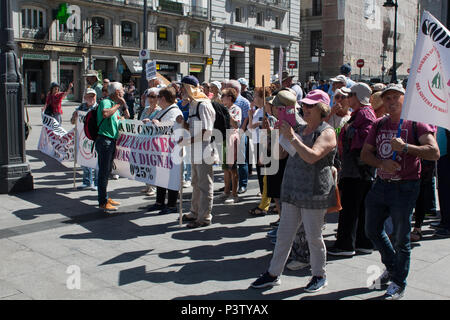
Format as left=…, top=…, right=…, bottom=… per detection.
left=177, top=100, right=190, bottom=121
left=235, top=95, right=250, bottom=128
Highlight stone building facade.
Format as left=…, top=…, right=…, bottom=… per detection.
left=300, top=0, right=421, bottom=84
left=210, top=0, right=301, bottom=87
left=13, top=0, right=211, bottom=104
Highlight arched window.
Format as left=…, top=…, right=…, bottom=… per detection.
left=121, top=21, right=139, bottom=48
left=157, top=26, right=175, bottom=51
left=190, top=31, right=204, bottom=54
left=92, top=16, right=112, bottom=46
left=21, top=6, right=47, bottom=39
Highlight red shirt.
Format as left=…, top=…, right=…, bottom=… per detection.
left=45, top=92, right=65, bottom=115
left=365, top=117, right=436, bottom=180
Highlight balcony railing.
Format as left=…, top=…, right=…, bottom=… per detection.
left=90, top=0, right=144, bottom=7
left=158, top=0, right=184, bottom=15
left=58, top=30, right=83, bottom=42
left=21, top=28, right=48, bottom=40
left=92, top=35, right=113, bottom=46
left=190, top=46, right=204, bottom=54
left=122, top=37, right=140, bottom=48
left=190, top=5, right=208, bottom=19
left=157, top=39, right=176, bottom=51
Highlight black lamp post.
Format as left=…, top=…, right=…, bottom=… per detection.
left=380, top=51, right=387, bottom=83
left=140, top=0, right=148, bottom=95
left=383, top=0, right=398, bottom=83
left=314, top=48, right=325, bottom=81
left=0, top=0, right=34, bottom=193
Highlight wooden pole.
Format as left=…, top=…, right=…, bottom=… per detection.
left=73, top=113, right=78, bottom=190
left=179, top=147, right=184, bottom=226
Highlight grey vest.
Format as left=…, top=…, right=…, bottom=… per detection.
left=281, top=122, right=337, bottom=209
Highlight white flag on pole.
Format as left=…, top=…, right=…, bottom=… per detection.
left=401, top=11, right=450, bottom=130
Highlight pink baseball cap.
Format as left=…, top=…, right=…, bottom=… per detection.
left=300, top=89, right=330, bottom=106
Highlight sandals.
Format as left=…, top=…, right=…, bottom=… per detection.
left=268, top=207, right=280, bottom=215
left=249, top=207, right=267, bottom=216
left=410, top=229, right=423, bottom=242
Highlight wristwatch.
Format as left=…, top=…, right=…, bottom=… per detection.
left=402, top=143, right=408, bottom=154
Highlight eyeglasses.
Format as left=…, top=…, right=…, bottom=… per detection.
left=348, top=92, right=356, bottom=97
left=148, top=95, right=157, bottom=98
left=334, top=95, right=346, bottom=100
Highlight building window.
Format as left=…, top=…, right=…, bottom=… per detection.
left=92, top=16, right=113, bottom=45
left=310, top=30, right=322, bottom=56
left=190, top=31, right=204, bottom=54
left=312, top=0, right=322, bottom=16
left=157, top=26, right=175, bottom=51
left=275, top=16, right=281, bottom=30
left=235, top=7, right=242, bottom=22
left=121, top=21, right=139, bottom=47
left=256, top=12, right=264, bottom=26
left=21, top=7, right=47, bottom=39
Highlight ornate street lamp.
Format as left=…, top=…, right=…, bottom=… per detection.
left=314, top=48, right=325, bottom=81
left=383, top=0, right=398, bottom=83
left=0, top=0, right=34, bottom=193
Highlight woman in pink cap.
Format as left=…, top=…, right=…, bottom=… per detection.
left=251, top=89, right=337, bottom=293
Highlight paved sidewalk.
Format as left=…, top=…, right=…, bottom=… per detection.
left=1, top=107, right=449, bottom=300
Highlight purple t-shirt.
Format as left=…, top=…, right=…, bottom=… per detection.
left=349, top=105, right=376, bottom=151
left=365, top=117, right=436, bottom=180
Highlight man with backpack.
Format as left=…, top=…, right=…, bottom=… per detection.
left=176, top=76, right=216, bottom=228
left=95, top=82, right=129, bottom=212
left=361, top=83, right=440, bottom=300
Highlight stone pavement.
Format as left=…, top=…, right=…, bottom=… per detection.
left=1, top=106, right=449, bottom=300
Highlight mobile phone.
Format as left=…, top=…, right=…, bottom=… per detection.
left=278, top=106, right=296, bottom=127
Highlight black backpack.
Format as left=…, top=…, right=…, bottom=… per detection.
left=190, top=100, right=231, bottom=139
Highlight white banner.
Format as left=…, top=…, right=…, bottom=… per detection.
left=76, top=111, right=99, bottom=169
left=38, top=114, right=75, bottom=162
left=114, top=120, right=183, bottom=191
left=401, top=11, right=450, bottom=130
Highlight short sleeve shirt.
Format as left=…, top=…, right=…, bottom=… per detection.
left=234, top=95, right=250, bottom=127
left=154, top=104, right=183, bottom=123
left=228, top=104, right=242, bottom=130
left=349, top=105, right=376, bottom=150
left=365, top=117, right=436, bottom=180
left=97, top=98, right=120, bottom=140
left=46, top=92, right=65, bottom=115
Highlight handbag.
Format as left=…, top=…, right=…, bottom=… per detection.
left=327, top=166, right=342, bottom=213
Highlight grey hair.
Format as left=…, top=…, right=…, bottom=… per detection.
left=108, top=82, right=123, bottom=95
left=227, top=79, right=241, bottom=94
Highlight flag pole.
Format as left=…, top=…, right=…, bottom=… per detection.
left=73, top=113, right=78, bottom=190
left=392, top=118, right=404, bottom=160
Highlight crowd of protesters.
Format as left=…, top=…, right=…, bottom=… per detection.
left=41, top=63, right=449, bottom=300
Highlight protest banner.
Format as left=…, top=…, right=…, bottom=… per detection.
left=114, top=119, right=183, bottom=191
left=75, top=111, right=99, bottom=169
left=38, top=114, right=75, bottom=162
left=401, top=11, right=450, bottom=130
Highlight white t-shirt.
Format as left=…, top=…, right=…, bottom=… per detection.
left=154, top=104, right=183, bottom=123
left=250, top=107, right=264, bottom=144
left=327, top=113, right=351, bottom=130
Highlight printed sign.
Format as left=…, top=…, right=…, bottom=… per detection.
left=146, top=61, right=157, bottom=80
left=401, top=11, right=450, bottom=130
left=38, top=114, right=75, bottom=162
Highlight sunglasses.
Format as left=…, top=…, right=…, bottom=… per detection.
left=302, top=103, right=317, bottom=109
left=348, top=92, right=356, bottom=97
left=148, top=95, right=157, bottom=98
left=334, top=95, right=347, bottom=99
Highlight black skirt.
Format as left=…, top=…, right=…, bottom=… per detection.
left=267, top=157, right=288, bottom=199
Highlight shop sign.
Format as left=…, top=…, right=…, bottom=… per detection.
left=158, top=27, right=167, bottom=40
left=60, top=56, right=83, bottom=63
left=206, top=57, right=213, bottom=65
left=23, top=53, right=50, bottom=60
left=156, top=63, right=177, bottom=72
left=189, top=64, right=203, bottom=73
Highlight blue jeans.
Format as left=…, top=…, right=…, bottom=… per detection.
left=238, top=135, right=248, bottom=189
left=82, top=166, right=98, bottom=187
left=184, top=163, right=191, bottom=182
left=438, top=155, right=450, bottom=229
left=95, top=135, right=117, bottom=206
left=365, top=178, right=420, bottom=289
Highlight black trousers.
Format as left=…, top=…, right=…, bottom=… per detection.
left=156, top=187, right=178, bottom=208
left=335, top=177, right=373, bottom=251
